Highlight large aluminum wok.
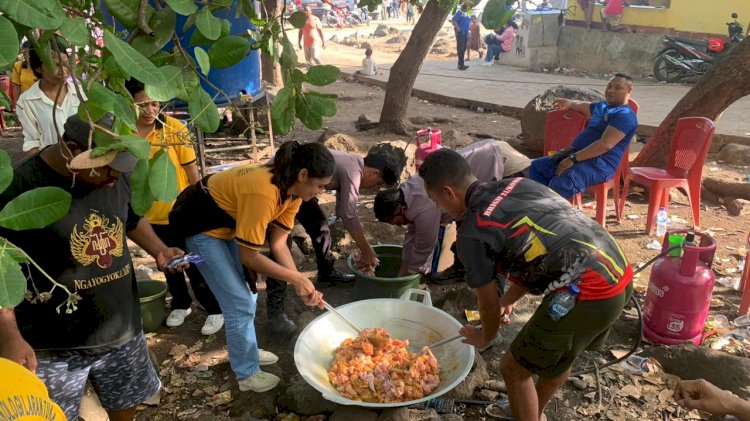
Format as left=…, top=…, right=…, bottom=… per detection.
left=294, top=289, right=475, bottom=407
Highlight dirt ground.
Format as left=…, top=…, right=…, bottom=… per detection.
left=3, top=71, right=749, bottom=421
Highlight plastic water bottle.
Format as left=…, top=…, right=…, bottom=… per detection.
left=655, top=207, right=669, bottom=239
left=548, top=284, right=580, bottom=321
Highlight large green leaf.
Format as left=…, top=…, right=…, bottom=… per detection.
left=208, top=35, right=250, bottom=69
left=85, top=82, right=136, bottom=130
left=289, top=11, right=307, bottom=29
left=0, top=252, right=26, bottom=309
left=194, top=46, right=210, bottom=76
left=196, top=7, right=222, bottom=41
left=58, top=17, right=89, bottom=46
left=0, top=238, right=28, bottom=264
left=0, top=16, right=18, bottom=68
left=102, top=0, right=139, bottom=29
left=481, top=0, right=515, bottom=30
left=305, top=65, right=341, bottom=86
left=0, top=150, right=11, bottom=195
left=104, top=30, right=166, bottom=87
left=295, top=91, right=336, bottom=131
left=145, top=65, right=184, bottom=102
left=0, top=0, right=63, bottom=30
left=130, top=159, right=154, bottom=216
left=0, top=89, right=10, bottom=109
left=0, top=187, right=72, bottom=231
left=190, top=19, right=229, bottom=47
left=119, top=135, right=151, bottom=159
left=164, top=0, right=197, bottom=15
left=188, top=87, right=220, bottom=133
left=149, top=150, right=178, bottom=203
left=270, top=87, right=295, bottom=135
left=130, top=8, right=177, bottom=58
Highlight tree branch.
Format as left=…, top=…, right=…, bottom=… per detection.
left=138, top=0, right=155, bottom=37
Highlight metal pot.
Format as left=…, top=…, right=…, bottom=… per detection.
left=294, top=289, right=475, bottom=408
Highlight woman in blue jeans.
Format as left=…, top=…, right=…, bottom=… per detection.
left=170, top=141, right=333, bottom=393
left=483, top=21, right=518, bottom=66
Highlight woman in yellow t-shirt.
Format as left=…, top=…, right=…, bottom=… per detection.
left=126, top=80, right=224, bottom=337
left=10, top=43, right=38, bottom=108
left=0, top=358, right=66, bottom=420
left=170, top=141, right=333, bottom=393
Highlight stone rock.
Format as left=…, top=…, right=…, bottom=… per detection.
left=388, top=26, right=400, bottom=34
left=291, top=223, right=313, bottom=255
left=520, top=85, right=605, bottom=152
left=718, top=143, right=750, bottom=165
left=441, top=129, right=474, bottom=149
left=229, top=388, right=278, bottom=419
left=379, top=408, right=409, bottom=421
left=379, top=408, right=441, bottom=421
left=448, top=351, right=490, bottom=399
left=701, top=186, right=719, bottom=204
left=438, top=286, right=478, bottom=322
left=330, top=406, right=378, bottom=421
left=430, top=48, right=447, bottom=55
left=477, top=388, right=500, bottom=401
left=567, top=377, right=588, bottom=390
left=387, top=35, right=407, bottom=44
left=484, top=379, right=507, bottom=392
left=277, top=374, right=337, bottom=415
left=342, top=36, right=359, bottom=46
left=440, top=415, right=464, bottom=421
left=726, top=198, right=750, bottom=216
left=321, top=132, right=362, bottom=153
left=329, top=219, right=353, bottom=247
left=432, top=39, right=447, bottom=48
left=330, top=34, right=340, bottom=42
left=374, top=24, right=388, bottom=37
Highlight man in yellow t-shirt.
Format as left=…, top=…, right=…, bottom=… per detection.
left=127, top=80, right=224, bottom=336
left=0, top=358, right=66, bottom=420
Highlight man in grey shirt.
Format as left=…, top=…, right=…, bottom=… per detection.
left=374, top=140, right=506, bottom=281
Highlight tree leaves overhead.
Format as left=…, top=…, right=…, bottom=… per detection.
left=208, top=35, right=250, bottom=69
left=305, top=65, right=341, bottom=86
left=481, top=0, right=516, bottom=30
left=196, top=7, right=222, bottom=41
left=194, top=47, right=211, bottom=76
left=130, top=159, right=155, bottom=216
left=0, top=16, right=19, bottom=67
left=119, top=135, right=151, bottom=159
left=102, top=0, right=140, bottom=30
left=84, top=82, right=136, bottom=130
left=130, top=8, right=177, bottom=58
left=164, top=0, right=197, bottom=16
left=0, top=150, right=12, bottom=194
left=295, top=92, right=337, bottom=131
left=58, top=17, right=89, bottom=46
left=188, top=87, right=220, bottom=133
left=149, top=150, right=178, bottom=203
left=190, top=18, right=230, bottom=47
left=145, top=65, right=185, bottom=102
left=0, top=187, right=72, bottom=231
left=0, top=251, right=26, bottom=309
left=0, top=0, right=63, bottom=30
left=289, top=11, right=307, bottom=29
left=103, top=30, right=166, bottom=86
left=270, top=87, right=295, bottom=135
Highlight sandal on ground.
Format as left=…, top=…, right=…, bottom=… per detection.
left=485, top=401, right=548, bottom=421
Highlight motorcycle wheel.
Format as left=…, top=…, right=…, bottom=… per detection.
left=653, top=51, right=690, bottom=83
left=349, top=15, right=361, bottom=26
left=325, top=14, right=338, bottom=28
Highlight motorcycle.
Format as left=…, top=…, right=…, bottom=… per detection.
left=325, top=1, right=366, bottom=28
left=653, top=13, right=745, bottom=83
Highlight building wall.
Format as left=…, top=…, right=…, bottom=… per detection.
left=567, top=0, right=750, bottom=36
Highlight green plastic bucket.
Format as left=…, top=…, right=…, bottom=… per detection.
left=137, top=280, right=168, bottom=333
left=347, top=245, right=422, bottom=300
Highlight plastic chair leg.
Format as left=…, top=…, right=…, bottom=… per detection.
left=595, top=184, right=608, bottom=227
left=645, top=185, right=664, bottom=236
left=688, top=182, right=702, bottom=229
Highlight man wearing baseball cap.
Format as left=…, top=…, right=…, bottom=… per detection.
left=0, top=113, right=186, bottom=420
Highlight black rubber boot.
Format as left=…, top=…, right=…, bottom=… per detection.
left=266, top=296, right=297, bottom=336
left=318, top=268, right=355, bottom=285
left=429, top=264, right=466, bottom=285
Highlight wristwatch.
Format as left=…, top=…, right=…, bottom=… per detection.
left=568, top=153, right=578, bottom=164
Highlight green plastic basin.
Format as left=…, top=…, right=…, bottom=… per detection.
left=137, top=280, right=168, bottom=333
left=347, top=244, right=422, bottom=300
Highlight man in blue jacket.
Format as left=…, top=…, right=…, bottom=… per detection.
left=452, top=3, right=471, bottom=70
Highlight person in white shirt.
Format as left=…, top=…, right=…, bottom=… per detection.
left=356, top=48, right=377, bottom=76
left=16, top=44, right=82, bottom=154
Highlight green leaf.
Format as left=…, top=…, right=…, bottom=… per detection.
left=289, top=11, right=307, bottom=29
left=149, top=149, right=178, bottom=203
left=213, top=0, right=233, bottom=6
left=119, top=135, right=151, bottom=159
left=145, top=65, right=184, bottom=102
left=102, top=0, right=139, bottom=30
left=0, top=252, right=26, bottom=309
left=0, top=150, right=11, bottom=194
left=130, top=159, right=154, bottom=216
left=291, top=69, right=305, bottom=86
left=0, top=238, right=28, bottom=264
left=130, top=8, right=177, bottom=58
left=208, top=35, right=250, bottom=69
left=164, top=0, right=197, bottom=15
left=0, top=16, right=18, bottom=68
left=305, top=65, right=341, bottom=86
left=0, top=0, right=64, bottom=30
left=0, top=89, right=10, bottom=109
left=85, top=82, right=136, bottom=130
left=190, top=18, right=230, bottom=47
left=0, top=187, right=72, bottom=231
left=58, top=17, right=89, bottom=46
left=188, top=87, right=220, bottom=133
left=295, top=91, right=336, bottom=131
left=104, top=30, right=166, bottom=87
left=481, top=0, right=515, bottom=30
left=194, top=46, right=210, bottom=76
left=270, top=87, right=295, bottom=136
left=196, top=7, right=222, bottom=41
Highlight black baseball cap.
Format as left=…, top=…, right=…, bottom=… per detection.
left=65, top=114, right=138, bottom=173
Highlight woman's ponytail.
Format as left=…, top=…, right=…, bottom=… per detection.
left=268, top=141, right=334, bottom=196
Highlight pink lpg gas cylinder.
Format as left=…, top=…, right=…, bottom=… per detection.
left=414, top=128, right=442, bottom=171
left=643, top=230, right=717, bottom=345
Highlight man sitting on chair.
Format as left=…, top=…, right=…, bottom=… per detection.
left=529, top=73, right=637, bottom=200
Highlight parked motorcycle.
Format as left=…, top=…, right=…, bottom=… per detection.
left=325, top=1, right=366, bottom=28
left=653, top=13, right=745, bottom=83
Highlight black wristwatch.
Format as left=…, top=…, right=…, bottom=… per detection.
left=568, top=153, right=578, bottom=164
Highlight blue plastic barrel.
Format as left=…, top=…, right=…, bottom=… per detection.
left=99, top=1, right=261, bottom=104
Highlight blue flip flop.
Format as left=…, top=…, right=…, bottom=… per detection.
left=485, top=400, right=514, bottom=420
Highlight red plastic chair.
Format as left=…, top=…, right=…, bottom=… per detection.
left=543, top=109, right=588, bottom=156
left=620, top=117, right=716, bottom=235
left=739, top=234, right=750, bottom=317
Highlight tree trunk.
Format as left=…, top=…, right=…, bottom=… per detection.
left=261, top=0, right=284, bottom=87
left=378, top=0, right=451, bottom=134
left=633, top=38, right=750, bottom=168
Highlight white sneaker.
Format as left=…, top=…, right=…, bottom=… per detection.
left=481, top=61, right=493, bottom=67
left=201, top=314, right=224, bottom=335
left=238, top=371, right=280, bottom=392
left=166, top=308, right=192, bottom=327
left=258, top=349, right=279, bottom=366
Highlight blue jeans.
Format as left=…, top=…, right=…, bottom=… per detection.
left=486, top=44, right=504, bottom=61
left=529, top=156, right=613, bottom=200
left=185, top=234, right=259, bottom=381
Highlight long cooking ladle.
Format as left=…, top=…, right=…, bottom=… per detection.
left=410, top=324, right=483, bottom=354
left=323, top=300, right=362, bottom=335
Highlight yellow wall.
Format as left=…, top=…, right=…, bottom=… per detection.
left=567, top=0, right=750, bottom=35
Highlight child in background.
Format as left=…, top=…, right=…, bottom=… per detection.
left=356, top=48, right=377, bottom=76
left=466, top=15, right=483, bottom=61
left=406, top=1, right=415, bottom=24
